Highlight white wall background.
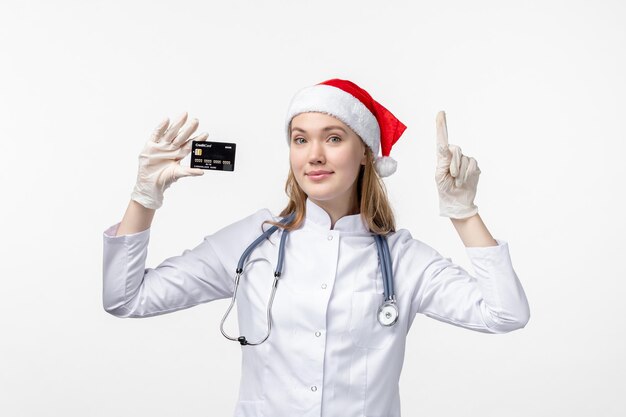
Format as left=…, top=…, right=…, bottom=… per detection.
left=1, top=0, right=624, bottom=416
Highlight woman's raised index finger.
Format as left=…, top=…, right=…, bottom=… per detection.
left=436, top=110, right=449, bottom=150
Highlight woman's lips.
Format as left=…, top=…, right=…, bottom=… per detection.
left=307, top=172, right=333, bottom=181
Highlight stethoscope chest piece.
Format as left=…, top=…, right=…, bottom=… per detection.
left=377, top=300, right=399, bottom=326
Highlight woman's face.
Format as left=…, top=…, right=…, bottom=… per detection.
left=289, top=111, right=367, bottom=206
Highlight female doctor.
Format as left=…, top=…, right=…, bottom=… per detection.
left=102, top=78, right=530, bottom=417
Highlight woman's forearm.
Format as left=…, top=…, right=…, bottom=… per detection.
left=116, top=199, right=156, bottom=236
left=450, top=213, right=498, bottom=247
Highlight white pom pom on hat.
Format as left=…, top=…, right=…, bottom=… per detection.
left=285, top=78, right=407, bottom=178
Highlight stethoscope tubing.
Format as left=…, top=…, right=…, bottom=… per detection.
left=236, top=212, right=296, bottom=274
left=381, top=233, right=394, bottom=302
left=221, top=211, right=396, bottom=346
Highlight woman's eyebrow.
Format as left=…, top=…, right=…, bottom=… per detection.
left=291, top=125, right=347, bottom=133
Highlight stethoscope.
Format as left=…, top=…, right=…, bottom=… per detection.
left=220, top=212, right=398, bottom=346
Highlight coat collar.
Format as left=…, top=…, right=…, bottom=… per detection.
left=302, top=197, right=370, bottom=234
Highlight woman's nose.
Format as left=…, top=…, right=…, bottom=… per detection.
left=307, top=140, right=325, bottom=162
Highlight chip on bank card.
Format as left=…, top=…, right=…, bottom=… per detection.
left=190, top=140, right=236, bottom=171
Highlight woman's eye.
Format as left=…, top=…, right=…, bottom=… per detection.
left=292, top=136, right=340, bottom=144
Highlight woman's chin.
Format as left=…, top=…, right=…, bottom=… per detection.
left=304, top=188, right=343, bottom=202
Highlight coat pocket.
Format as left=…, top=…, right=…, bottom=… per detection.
left=348, top=291, right=395, bottom=350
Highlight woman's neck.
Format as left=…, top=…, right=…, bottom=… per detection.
left=309, top=194, right=359, bottom=229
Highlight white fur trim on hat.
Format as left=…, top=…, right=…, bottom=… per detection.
left=374, top=155, right=397, bottom=178
left=285, top=84, right=381, bottom=156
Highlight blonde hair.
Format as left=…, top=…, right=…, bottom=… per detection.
left=262, top=127, right=396, bottom=235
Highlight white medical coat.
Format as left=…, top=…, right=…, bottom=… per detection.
left=102, top=197, right=530, bottom=417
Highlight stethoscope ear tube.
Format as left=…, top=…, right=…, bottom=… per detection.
left=219, top=270, right=281, bottom=346
left=236, top=212, right=296, bottom=273
left=221, top=212, right=295, bottom=346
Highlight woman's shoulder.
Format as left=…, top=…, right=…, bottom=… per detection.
left=386, top=227, right=442, bottom=258
left=207, top=207, right=276, bottom=241
left=386, top=227, right=413, bottom=246
left=197, top=208, right=278, bottom=271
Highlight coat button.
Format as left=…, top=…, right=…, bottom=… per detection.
left=327, top=235, right=333, bottom=240
left=311, top=386, right=317, bottom=392
left=321, top=283, right=327, bottom=289
left=315, top=331, right=321, bottom=337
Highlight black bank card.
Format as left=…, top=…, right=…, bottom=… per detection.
left=190, top=140, right=236, bottom=171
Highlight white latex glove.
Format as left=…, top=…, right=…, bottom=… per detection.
left=130, top=112, right=208, bottom=210
left=435, top=111, right=481, bottom=219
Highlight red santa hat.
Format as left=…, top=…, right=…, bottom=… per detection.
left=285, top=78, right=407, bottom=177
